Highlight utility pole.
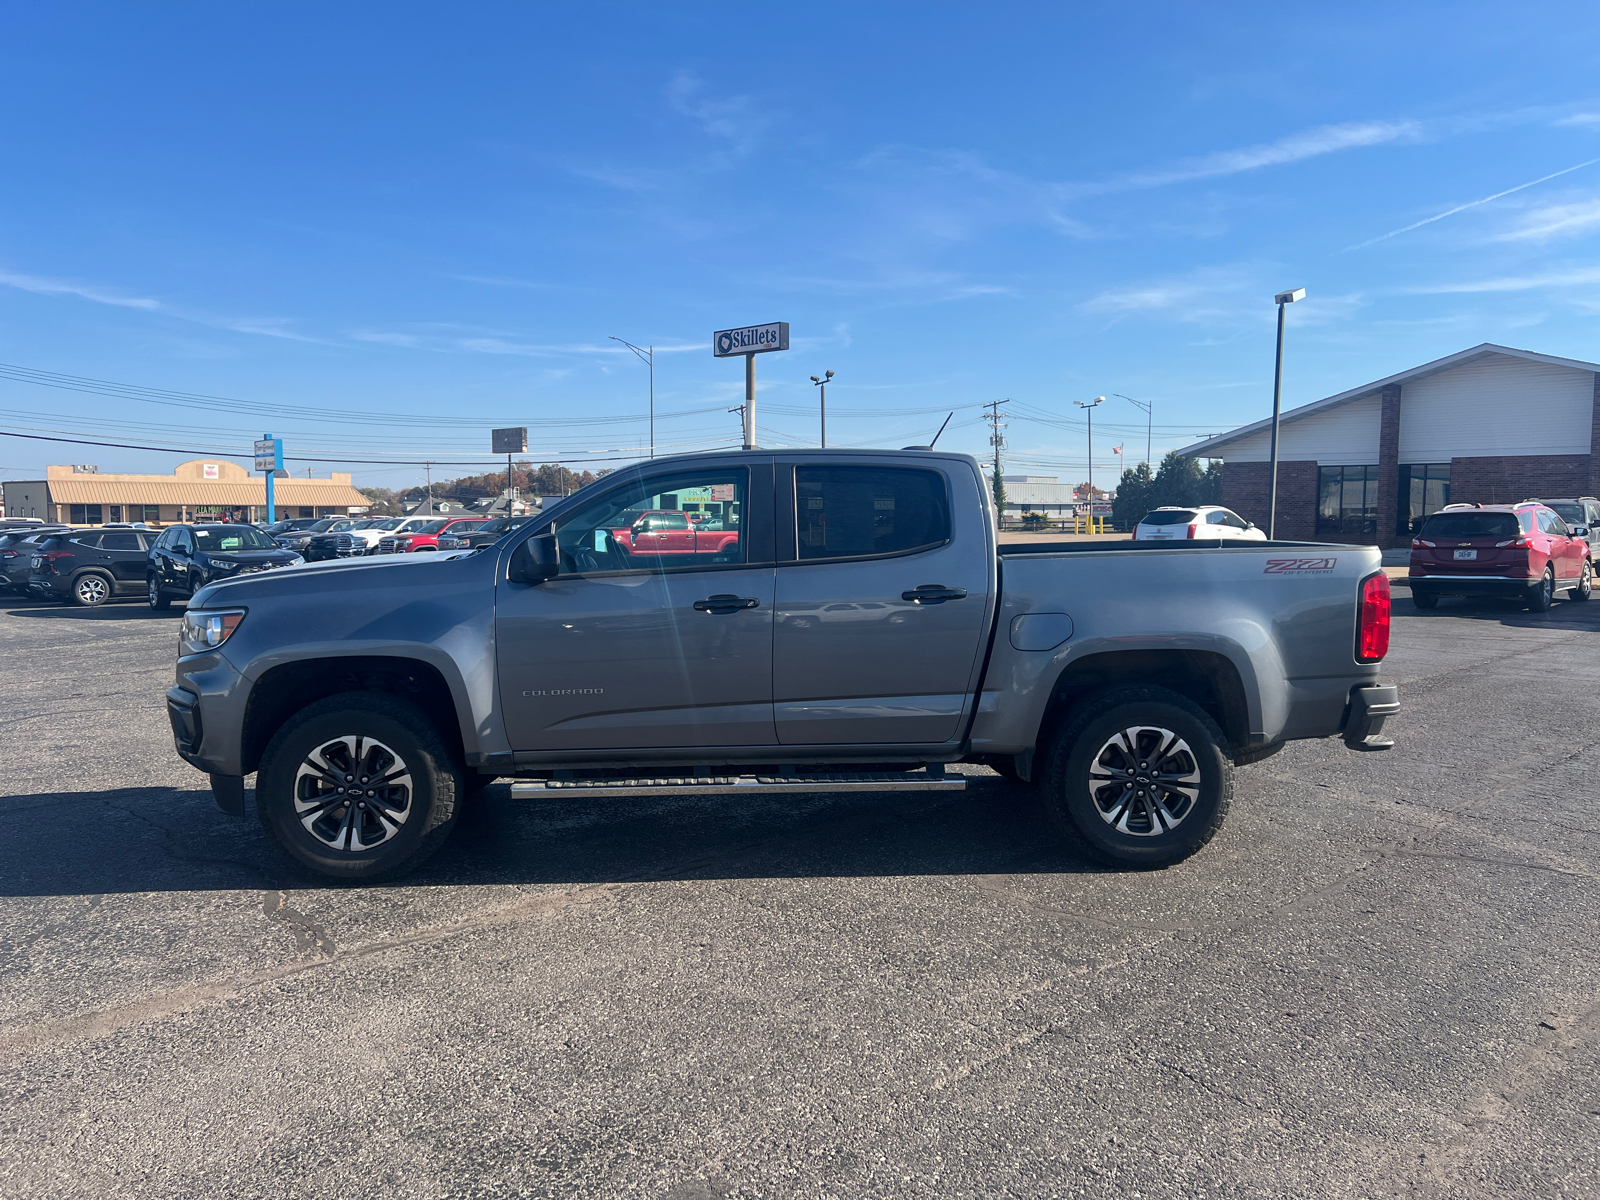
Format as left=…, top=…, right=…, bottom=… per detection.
left=1113, top=394, right=1152, bottom=471
left=809, top=369, right=834, bottom=447
left=985, top=398, right=1010, bottom=516
left=425, top=462, right=432, bottom=513
left=609, top=336, right=655, bottom=457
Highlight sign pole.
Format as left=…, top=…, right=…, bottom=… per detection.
left=256, top=434, right=283, bottom=523
left=743, top=353, right=756, bottom=450
left=713, top=322, right=787, bottom=452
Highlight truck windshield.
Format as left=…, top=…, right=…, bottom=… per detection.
left=1420, top=512, right=1519, bottom=539
left=1141, top=510, right=1196, bottom=526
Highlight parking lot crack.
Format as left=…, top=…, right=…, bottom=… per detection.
left=262, top=890, right=335, bottom=957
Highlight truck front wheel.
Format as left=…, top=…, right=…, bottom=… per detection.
left=1042, top=686, right=1232, bottom=869
left=256, top=691, right=462, bottom=882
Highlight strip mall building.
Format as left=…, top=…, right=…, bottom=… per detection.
left=2, top=460, right=368, bottom=525
left=1180, top=344, right=1600, bottom=549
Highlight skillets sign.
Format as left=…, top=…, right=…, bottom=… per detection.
left=714, top=322, right=789, bottom=357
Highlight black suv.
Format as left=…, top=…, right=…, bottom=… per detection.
left=27, top=529, right=156, bottom=606
left=0, top=528, right=69, bottom=594
left=436, top=513, right=537, bottom=552
left=1527, top=498, right=1600, bottom=561
left=147, top=524, right=303, bottom=609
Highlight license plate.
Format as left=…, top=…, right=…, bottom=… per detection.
left=1454, top=549, right=1477, bottom=560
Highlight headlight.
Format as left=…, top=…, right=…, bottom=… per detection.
left=285, top=554, right=304, bottom=565
left=180, top=608, right=246, bottom=656
left=209, top=559, right=241, bottom=572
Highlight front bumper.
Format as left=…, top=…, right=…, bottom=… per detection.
left=1409, top=574, right=1534, bottom=597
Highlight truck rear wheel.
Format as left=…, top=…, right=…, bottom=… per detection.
left=256, top=691, right=462, bottom=882
left=1042, top=686, right=1232, bottom=869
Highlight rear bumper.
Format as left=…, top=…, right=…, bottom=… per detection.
left=1342, top=683, right=1399, bottom=751
left=1409, top=574, right=1533, bottom=597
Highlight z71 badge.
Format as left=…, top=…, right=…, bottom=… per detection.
left=1263, top=557, right=1337, bottom=574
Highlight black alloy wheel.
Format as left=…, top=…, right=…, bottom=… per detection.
left=1528, top=567, right=1556, bottom=612
left=70, top=572, right=112, bottom=607
left=1042, top=685, right=1232, bottom=869
left=256, top=691, right=463, bottom=882
left=147, top=575, right=171, bottom=610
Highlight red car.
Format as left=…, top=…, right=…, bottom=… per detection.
left=376, top=517, right=488, bottom=554
left=1408, top=502, right=1592, bottom=611
left=610, top=510, right=740, bottom=556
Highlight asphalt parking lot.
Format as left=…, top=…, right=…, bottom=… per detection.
left=1, top=589, right=1597, bottom=1200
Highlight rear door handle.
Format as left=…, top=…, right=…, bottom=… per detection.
left=902, top=584, right=968, bottom=604
left=694, top=594, right=760, bottom=612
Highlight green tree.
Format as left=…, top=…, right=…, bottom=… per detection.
left=1110, top=461, right=1154, bottom=530
left=358, top=487, right=402, bottom=516
left=990, top=470, right=1007, bottom=515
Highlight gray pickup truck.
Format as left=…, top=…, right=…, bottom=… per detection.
left=166, top=448, right=1398, bottom=881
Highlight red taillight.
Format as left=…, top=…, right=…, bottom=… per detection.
left=1357, top=572, right=1391, bottom=662
left=1187, top=523, right=1198, bottom=538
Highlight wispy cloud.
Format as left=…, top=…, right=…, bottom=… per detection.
left=0, top=270, right=159, bottom=310
left=1492, top=198, right=1600, bottom=242
left=1342, top=158, right=1600, bottom=251
left=1111, top=120, right=1422, bottom=191
left=666, top=71, right=771, bottom=155
left=0, top=267, right=324, bottom=342
left=1555, top=113, right=1600, bottom=129
left=1405, top=265, right=1600, bottom=294
left=350, top=327, right=703, bottom=357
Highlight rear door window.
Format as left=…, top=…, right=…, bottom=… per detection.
left=794, top=466, right=950, bottom=561
left=100, top=533, right=142, bottom=551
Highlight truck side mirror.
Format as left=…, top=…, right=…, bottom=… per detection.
left=508, top=533, right=560, bottom=584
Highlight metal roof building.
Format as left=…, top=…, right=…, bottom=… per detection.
left=2, top=460, right=368, bottom=525
left=1178, top=344, right=1600, bottom=548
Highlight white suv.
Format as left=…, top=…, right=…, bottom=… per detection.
left=1134, top=505, right=1266, bottom=542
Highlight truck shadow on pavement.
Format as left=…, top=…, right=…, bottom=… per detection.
left=0, top=777, right=1097, bottom=897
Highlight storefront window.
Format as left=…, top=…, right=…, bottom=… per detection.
left=1397, top=463, right=1450, bottom=537
left=143, top=506, right=161, bottom=523
left=1316, top=466, right=1379, bottom=541
left=69, top=504, right=104, bottom=525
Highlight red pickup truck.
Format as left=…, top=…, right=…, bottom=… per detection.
left=610, top=510, right=740, bottom=556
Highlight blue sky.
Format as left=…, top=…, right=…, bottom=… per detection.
left=3, top=2, right=1600, bottom=492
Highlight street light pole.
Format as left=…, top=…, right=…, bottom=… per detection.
left=1074, top=395, right=1105, bottom=502
left=1113, top=394, right=1151, bottom=471
left=609, top=336, right=655, bottom=458
left=1268, top=288, right=1306, bottom=539
left=809, top=369, right=834, bottom=447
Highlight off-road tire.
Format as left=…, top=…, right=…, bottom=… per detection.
left=1412, top=590, right=1438, bottom=610
left=1042, top=685, right=1233, bottom=869
left=1527, top=567, right=1555, bottom=612
left=70, top=571, right=113, bottom=607
left=256, top=691, right=463, bottom=882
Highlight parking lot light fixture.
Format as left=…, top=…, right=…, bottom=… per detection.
left=809, top=370, right=834, bottom=447
left=1268, top=288, right=1306, bottom=539
left=1074, top=395, right=1105, bottom=499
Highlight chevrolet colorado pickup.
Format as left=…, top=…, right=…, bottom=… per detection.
left=166, top=448, right=1398, bottom=881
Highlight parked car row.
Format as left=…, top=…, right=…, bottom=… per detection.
left=0, top=513, right=546, bottom=607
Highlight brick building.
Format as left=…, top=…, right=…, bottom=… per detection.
left=1178, top=344, right=1600, bottom=549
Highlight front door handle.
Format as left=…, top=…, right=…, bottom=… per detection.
left=902, top=584, right=968, bottom=604
left=694, top=594, right=760, bottom=612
